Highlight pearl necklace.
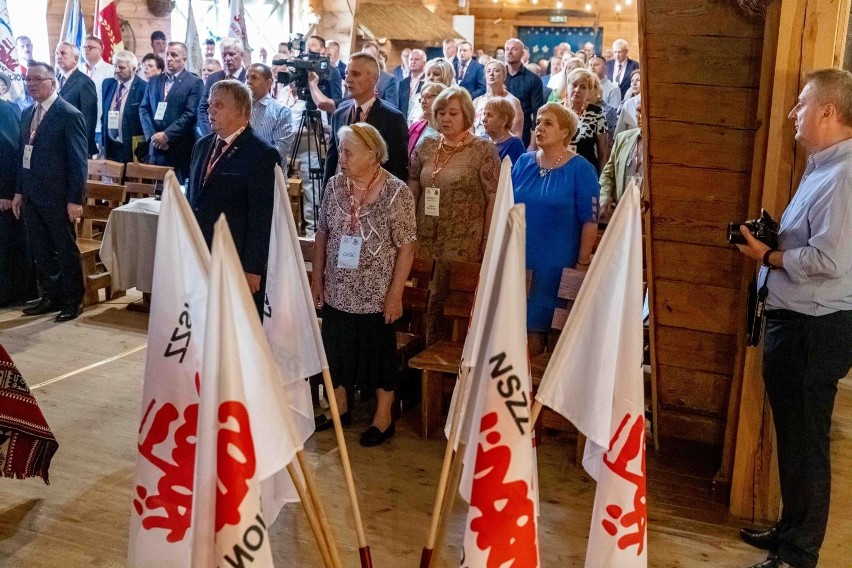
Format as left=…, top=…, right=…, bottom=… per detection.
left=537, top=148, right=567, bottom=177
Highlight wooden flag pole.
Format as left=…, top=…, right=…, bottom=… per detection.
left=531, top=400, right=543, bottom=428
left=286, top=462, right=334, bottom=568
left=321, top=368, right=373, bottom=568
left=298, top=451, right=344, bottom=568
left=433, top=440, right=465, bottom=565
left=420, top=369, right=469, bottom=568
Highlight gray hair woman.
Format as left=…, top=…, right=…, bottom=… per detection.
left=312, top=122, right=417, bottom=447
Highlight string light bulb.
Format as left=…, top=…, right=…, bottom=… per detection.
left=625, top=0, right=632, bottom=4
left=531, top=0, right=538, bottom=4
left=556, top=0, right=563, bottom=7
left=615, top=3, right=622, bottom=11
left=585, top=2, right=591, bottom=10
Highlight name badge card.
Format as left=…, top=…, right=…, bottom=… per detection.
left=154, top=102, right=168, bottom=121
left=23, top=145, right=33, bottom=169
left=108, top=110, right=120, bottom=129
left=425, top=187, right=440, bottom=217
left=337, top=235, right=363, bottom=269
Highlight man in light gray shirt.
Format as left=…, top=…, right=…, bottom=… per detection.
left=735, top=69, right=852, bottom=568
left=246, top=63, right=294, bottom=164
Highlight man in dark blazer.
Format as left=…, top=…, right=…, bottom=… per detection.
left=606, top=39, right=640, bottom=99
left=55, top=41, right=98, bottom=156
left=140, top=41, right=204, bottom=182
left=398, top=49, right=426, bottom=120
left=12, top=62, right=88, bottom=322
left=323, top=53, right=408, bottom=188
left=454, top=41, right=486, bottom=100
left=0, top=99, right=22, bottom=307
left=361, top=42, right=400, bottom=110
left=186, top=80, right=279, bottom=317
left=101, top=50, right=146, bottom=164
left=197, top=37, right=248, bottom=136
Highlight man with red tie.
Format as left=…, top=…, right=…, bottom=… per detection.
left=605, top=38, right=640, bottom=99
left=101, top=50, right=146, bottom=164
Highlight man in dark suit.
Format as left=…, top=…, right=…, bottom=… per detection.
left=12, top=63, right=88, bottom=322
left=0, top=99, right=22, bottom=307
left=324, top=52, right=408, bottom=187
left=454, top=41, right=486, bottom=100
left=54, top=42, right=98, bottom=156
left=187, top=80, right=279, bottom=317
left=393, top=48, right=411, bottom=82
left=197, top=37, right=248, bottom=136
left=361, top=42, right=399, bottom=110
left=397, top=49, right=426, bottom=121
left=101, top=50, right=146, bottom=164
left=140, top=41, right=204, bottom=182
left=606, top=39, right=640, bottom=99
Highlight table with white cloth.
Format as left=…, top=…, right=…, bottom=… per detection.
left=100, top=198, right=161, bottom=308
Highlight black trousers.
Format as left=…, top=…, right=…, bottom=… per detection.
left=763, top=308, right=852, bottom=568
left=22, top=199, right=84, bottom=307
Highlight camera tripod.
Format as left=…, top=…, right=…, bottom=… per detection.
left=288, top=103, right=328, bottom=235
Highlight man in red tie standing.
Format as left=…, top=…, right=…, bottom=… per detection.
left=605, top=38, right=640, bottom=99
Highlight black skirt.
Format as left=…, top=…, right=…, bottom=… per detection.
left=321, top=303, right=398, bottom=395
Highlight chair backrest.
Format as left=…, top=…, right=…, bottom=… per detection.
left=123, top=162, right=173, bottom=200
left=299, top=237, right=315, bottom=283
left=78, top=181, right=126, bottom=239
left=440, top=260, right=481, bottom=342
left=87, top=159, right=125, bottom=182
left=398, top=257, right=436, bottom=337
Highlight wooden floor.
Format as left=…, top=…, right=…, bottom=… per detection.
left=1, top=294, right=850, bottom=567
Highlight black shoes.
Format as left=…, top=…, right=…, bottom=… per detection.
left=22, top=296, right=61, bottom=316
left=315, top=411, right=352, bottom=431
left=360, top=422, right=395, bottom=447
left=55, top=302, right=84, bottom=322
left=740, top=526, right=781, bottom=552
left=748, top=553, right=794, bottom=568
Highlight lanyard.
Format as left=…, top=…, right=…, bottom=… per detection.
left=430, top=133, right=469, bottom=187
left=350, top=101, right=373, bottom=124
left=113, top=84, right=127, bottom=110
left=205, top=129, right=243, bottom=179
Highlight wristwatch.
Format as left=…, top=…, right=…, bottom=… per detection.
left=762, top=249, right=774, bottom=268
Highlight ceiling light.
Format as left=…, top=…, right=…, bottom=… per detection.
left=625, top=0, right=632, bottom=4
left=556, top=0, right=563, bottom=7
left=585, top=2, right=591, bottom=10
left=615, top=3, right=622, bottom=11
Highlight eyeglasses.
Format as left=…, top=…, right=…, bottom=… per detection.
left=83, top=45, right=100, bottom=51
left=24, top=76, right=53, bottom=83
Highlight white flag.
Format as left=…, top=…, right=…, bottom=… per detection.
left=129, top=173, right=211, bottom=567
left=458, top=205, right=539, bottom=568
left=191, top=215, right=303, bottom=567
left=184, top=0, right=204, bottom=76
left=228, top=0, right=251, bottom=67
left=0, top=1, right=27, bottom=104
left=446, top=156, right=515, bottom=448
left=535, top=180, right=647, bottom=567
left=264, top=165, right=326, bottom=445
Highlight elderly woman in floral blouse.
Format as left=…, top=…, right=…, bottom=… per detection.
left=312, top=123, right=417, bottom=447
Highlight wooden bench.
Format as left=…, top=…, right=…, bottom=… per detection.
left=408, top=260, right=480, bottom=438
left=123, top=162, right=173, bottom=201
left=77, top=182, right=126, bottom=306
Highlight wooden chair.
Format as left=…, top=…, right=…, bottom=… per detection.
left=288, top=177, right=303, bottom=230
left=123, top=162, right=173, bottom=201
left=77, top=182, right=126, bottom=306
left=396, top=258, right=435, bottom=369
left=408, top=260, right=480, bottom=438
left=87, top=159, right=125, bottom=182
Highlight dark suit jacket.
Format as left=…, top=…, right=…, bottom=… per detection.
left=0, top=100, right=21, bottom=200
left=139, top=68, right=204, bottom=175
left=58, top=69, right=98, bottom=155
left=606, top=58, right=640, bottom=98
left=454, top=58, right=486, bottom=99
left=101, top=76, right=146, bottom=164
left=16, top=96, right=87, bottom=207
left=376, top=72, right=400, bottom=110
left=186, top=126, right=279, bottom=276
left=336, top=60, right=346, bottom=80
left=397, top=75, right=424, bottom=119
left=197, top=67, right=247, bottom=136
left=323, top=98, right=409, bottom=188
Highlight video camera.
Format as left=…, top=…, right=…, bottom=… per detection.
left=271, top=33, right=331, bottom=104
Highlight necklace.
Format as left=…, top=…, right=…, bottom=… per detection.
left=431, top=132, right=469, bottom=185
left=537, top=148, right=567, bottom=177
left=346, top=167, right=382, bottom=234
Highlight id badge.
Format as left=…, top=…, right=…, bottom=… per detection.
left=154, top=101, right=168, bottom=121
left=108, top=110, right=120, bottom=129
left=23, top=145, right=33, bottom=169
left=425, top=187, right=440, bottom=217
left=337, top=235, right=362, bottom=269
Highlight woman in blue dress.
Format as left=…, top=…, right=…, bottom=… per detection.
left=512, top=102, right=600, bottom=355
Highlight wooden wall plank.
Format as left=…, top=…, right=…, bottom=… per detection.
left=651, top=198, right=747, bottom=248
left=642, top=0, right=764, bottom=38
left=658, top=365, right=732, bottom=417
left=652, top=242, right=745, bottom=289
left=648, top=85, right=759, bottom=130
left=658, top=410, right=726, bottom=445
left=648, top=121, right=757, bottom=171
left=644, top=35, right=763, bottom=88
left=655, top=325, right=738, bottom=376
left=650, top=166, right=751, bottom=206
left=654, top=279, right=740, bottom=335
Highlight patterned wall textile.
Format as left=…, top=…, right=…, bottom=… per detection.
left=517, top=26, right=605, bottom=60
left=0, top=344, right=58, bottom=484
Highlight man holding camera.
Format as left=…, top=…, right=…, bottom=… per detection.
left=735, top=69, right=852, bottom=568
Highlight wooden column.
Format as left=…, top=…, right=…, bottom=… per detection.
left=314, top=0, right=358, bottom=58
left=729, top=0, right=851, bottom=521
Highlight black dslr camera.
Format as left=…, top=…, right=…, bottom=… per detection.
left=271, top=33, right=330, bottom=105
left=726, top=209, right=779, bottom=250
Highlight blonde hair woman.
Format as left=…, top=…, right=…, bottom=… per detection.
left=511, top=102, right=600, bottom=354
left=472, top=59, right=524, bottom=139
left=549, top=68, right=609, bottom=172
left=408, top=58, right=456, bottom=123
left=408, top=81, right=446, bottom=157
left=312, top=122, right=417, bottom=447
left=481, top=97, right=525, bottom=164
